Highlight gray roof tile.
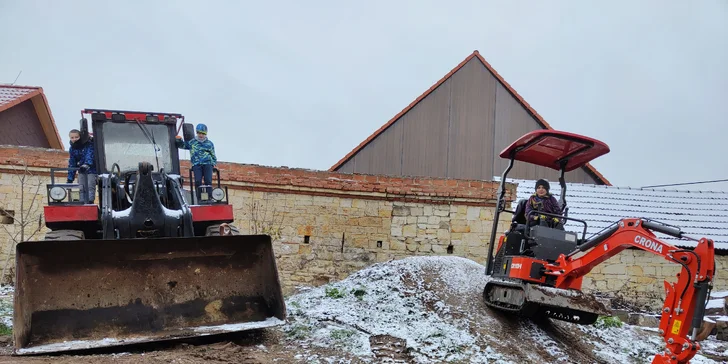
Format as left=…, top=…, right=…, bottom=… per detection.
left=505, top=178, right=728, bottom=250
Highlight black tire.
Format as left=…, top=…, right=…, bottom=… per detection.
left=43, top=229, right=85, bottom=241
left=205, top=224, right=240, bottom=236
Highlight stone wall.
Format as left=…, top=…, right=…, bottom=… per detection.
left=582, top=250, right=728, bottom=310
left=0, top=145, right=723, bottom=311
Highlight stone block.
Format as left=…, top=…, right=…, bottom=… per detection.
left=612, top=309, right=631, bottom=324
left=479, top=209, right=494, bottom=220
left=466, top=206, right=480, bottom=220
left=434, top=209, right=450, bottom=217
left=715, top=319, right=728, bottom=341
left=451, top=225, right=471, bottom=233
left=390, top=226, right=402, bottom=237
left=277, top=242, right=300, bottom=255
left=602, top=264, right=628, bottom=275
left=409, top=207, right=423, bottom=216
left=299, top=244, right=312, bottom=255
left=392, top=216, right=407, bottom=226
left=626, top=265, right=643, bottom=275
left=376, top=252, right=394, bottom=262
left=402, top=225, right=416, bottom=237
left=628, top=313, right=660, bottom=328
left=392, top=205, right=409, bottom=216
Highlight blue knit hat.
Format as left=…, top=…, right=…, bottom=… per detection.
left=196, top=123, right=208, bottom=135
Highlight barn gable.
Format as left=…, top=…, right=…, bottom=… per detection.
left=330, top=51, right=610, bottom=185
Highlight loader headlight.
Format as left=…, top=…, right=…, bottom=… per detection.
left=211, top=188, right=225, bottom=201
left=49, top=186, right=67, bottom=201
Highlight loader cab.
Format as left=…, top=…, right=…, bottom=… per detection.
left=44, top=109, right=235, bottom=239
left=485, top=130, right=610, bottom=275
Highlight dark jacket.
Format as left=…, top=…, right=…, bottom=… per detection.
left=68, top=139, right=96, bottom=181
left=525, top=193, right=561, bottom=221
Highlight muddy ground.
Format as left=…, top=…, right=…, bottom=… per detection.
left=0, top=329, right=368, bottom=364
left=0, top=319, right=611, bottom=364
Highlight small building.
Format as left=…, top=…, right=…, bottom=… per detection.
left=0, top=85, right=64, bottom=149
left=330, top=51, right=610, bottom=185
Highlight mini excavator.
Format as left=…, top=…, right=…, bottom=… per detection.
left=483, top=130, right=716, bottom=364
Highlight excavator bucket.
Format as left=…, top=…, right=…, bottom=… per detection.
left=13, top=234, right=286, bottom=355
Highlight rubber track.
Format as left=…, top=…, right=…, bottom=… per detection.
left=483, top=279, right=599, bottom=325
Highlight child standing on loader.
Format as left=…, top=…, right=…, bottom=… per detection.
left=525, top=179, right=562, bottom=228
left=67, top=129, right=97, bottom=203
left=175, top=123, right=217, bottom=200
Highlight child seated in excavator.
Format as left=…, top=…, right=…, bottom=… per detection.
left=524, top=178, right=564, bottom=229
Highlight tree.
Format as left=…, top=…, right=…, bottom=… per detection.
left=0, top=161, right=44, bottom=285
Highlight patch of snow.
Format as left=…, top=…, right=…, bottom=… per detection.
left=191, top=317, right=284, bottom=333
left=707, top=299, right=724, bottom=310
left=0, top=285, right=14, bottom=297
left=111, top=208, right=131, bottom=218
left=15, top=336, right=151, bottom=355
left=0, top=285, right=13, bottom=329
left=162, top=207, right=183, bottom=219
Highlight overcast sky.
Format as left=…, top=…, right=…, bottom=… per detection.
left=1, top=1, right=726, bottom=190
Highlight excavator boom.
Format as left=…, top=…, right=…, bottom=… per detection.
left=544, top=218, right=715, bottom=364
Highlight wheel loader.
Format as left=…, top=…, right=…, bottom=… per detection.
left=483, top=130, right=716, bottom=364
left=13, top=109, right=286, bottom=355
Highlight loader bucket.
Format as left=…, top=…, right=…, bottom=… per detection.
left=13, top=234, right=286, bottom=355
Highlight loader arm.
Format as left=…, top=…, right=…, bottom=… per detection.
left=544, top=218, right=715, bottom=364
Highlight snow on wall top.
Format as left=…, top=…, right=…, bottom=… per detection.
left=505, top=178, right=728, bottom=250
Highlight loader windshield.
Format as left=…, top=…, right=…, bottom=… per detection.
left=101, top=122, right=174, bottom=173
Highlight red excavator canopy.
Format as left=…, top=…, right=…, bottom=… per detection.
left=499, top=130, right=610, bottom=172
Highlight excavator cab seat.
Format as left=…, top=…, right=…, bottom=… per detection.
left=510, top=199, right=529, bottom=234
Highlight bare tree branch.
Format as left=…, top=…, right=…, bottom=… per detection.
left=0, top=159, right=45, bottom=285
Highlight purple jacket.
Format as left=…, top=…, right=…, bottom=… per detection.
left=525, top=193, right=561, bottom=220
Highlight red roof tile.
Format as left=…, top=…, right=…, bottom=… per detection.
left=329, top=50, right=611, bottom=186
left=0, top=84, right=64, bottom=149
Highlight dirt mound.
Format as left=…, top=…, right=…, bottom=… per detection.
left=282, top=255, right=722, bottom=363
left=0, top=256, right=725, bottom=363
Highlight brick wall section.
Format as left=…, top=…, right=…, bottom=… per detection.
left=0, top=145, right=511, bottom=205
left=0, top=101, right=51, bottom=148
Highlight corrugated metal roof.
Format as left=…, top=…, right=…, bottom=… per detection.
left=505, top=178, right=728, bottom=250
left=0, top=85, right=39, bottom=109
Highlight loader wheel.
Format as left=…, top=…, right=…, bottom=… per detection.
left=205, top=224, right=240, bottom=236
left=43, top=229, right=85, bottom=241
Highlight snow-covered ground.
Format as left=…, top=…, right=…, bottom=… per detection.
left=0, top=256, right=726, bottom=363
left=282, top=256, right=728, bottom=364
